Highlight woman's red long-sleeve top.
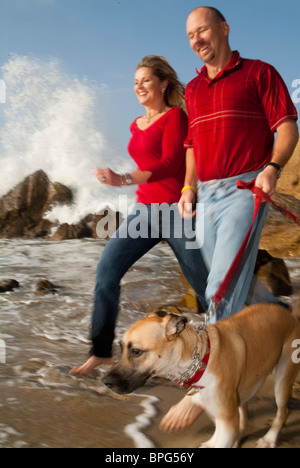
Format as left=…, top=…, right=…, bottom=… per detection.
left=127, top=106, right=188, bottom=204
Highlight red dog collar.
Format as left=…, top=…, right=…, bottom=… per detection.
left=176, top=337, right=211, bottom=389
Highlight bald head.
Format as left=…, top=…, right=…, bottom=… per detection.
left=186, top=6, right=231, bottom=68
left=189, top=6, right=226, bottom=24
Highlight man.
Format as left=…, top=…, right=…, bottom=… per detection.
left=161, top=6, right=298, bottom=433
left=180, top=6, right=298, bottom=322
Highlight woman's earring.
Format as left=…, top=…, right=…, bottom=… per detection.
left=162, top=88, right=166, bottom=93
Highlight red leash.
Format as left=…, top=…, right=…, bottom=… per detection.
left=213, top=179, right=300, bottom=305
left=238, top=179, right=300, bottom=227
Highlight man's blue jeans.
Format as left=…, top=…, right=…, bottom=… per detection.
left=196, top=170, right=277, bottom=323
left=90, top=204, right=208, bottom=357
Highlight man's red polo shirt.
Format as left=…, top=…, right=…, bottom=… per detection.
left=184, top=51, right=298, bottom=182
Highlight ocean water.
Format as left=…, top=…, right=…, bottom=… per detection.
left=0, top=238, right=191, bottom=448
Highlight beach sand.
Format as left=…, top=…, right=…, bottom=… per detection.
left=1, top=363, right=300, bottom=449
left=144, top=373, right=300, bottom=449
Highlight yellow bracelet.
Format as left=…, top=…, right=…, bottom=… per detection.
left=181, top=185, right=197, bottom=194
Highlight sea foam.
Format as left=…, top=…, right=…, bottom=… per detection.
left=0, top=55, right=134, bottom=223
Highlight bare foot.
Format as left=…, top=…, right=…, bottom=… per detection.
left=69, top=355, right=114, bottom=376
left=160, top=395, right=204, bottom=433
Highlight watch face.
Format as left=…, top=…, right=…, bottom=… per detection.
left=126, top=174, right=133, bottom=185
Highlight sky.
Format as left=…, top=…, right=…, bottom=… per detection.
left=1, top=0, right=299, bottom=152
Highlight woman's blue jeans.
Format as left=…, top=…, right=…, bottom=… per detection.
left=90, top=203, right=208, bottom=357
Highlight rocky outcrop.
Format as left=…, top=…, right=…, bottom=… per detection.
left=0, top=170, right=73, bottom=239
left=0, top=170, right=121, bottom=241
left=48, top=211, right=122, bottom=242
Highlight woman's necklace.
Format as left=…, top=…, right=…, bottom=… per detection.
left=145, top=106, right=166, bottom=124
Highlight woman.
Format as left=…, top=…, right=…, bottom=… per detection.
left=70, top=56, right=208, bottom=375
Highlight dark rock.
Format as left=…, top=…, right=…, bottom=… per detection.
left=35, top=280, right=57, bottom=296
left=49, top=221, right=93, bottom=242
left=0, top=170, right=73, bottom=239
left=0, top=170, right=121, bottom=241
left=48, top=209, right=122, bottom=241
left=0, top=279, right=20, bottom=293
left=91, top=210, right=122, bottom=240
left=255, top=249, right=293, bottom=297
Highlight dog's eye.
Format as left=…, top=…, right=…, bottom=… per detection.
left=131, top=349, right=144, bottom=358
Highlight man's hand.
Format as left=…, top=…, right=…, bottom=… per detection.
left=255, top=165, right=278, bottom=197
left=178, top=189, right=197, bottom=218
left=256, top=120, right=299, bottom=197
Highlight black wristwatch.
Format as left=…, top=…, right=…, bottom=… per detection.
left=264, top=162, right=283, bottom=179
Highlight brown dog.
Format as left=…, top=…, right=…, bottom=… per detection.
left=103, top=303, right=300, bottom=448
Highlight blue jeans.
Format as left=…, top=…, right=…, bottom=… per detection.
left=196, top=170, right=277, bottom=324
left=90, top=203, right=208, bottom=357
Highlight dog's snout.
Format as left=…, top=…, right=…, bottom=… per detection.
left=102, top=376, right=110, bottom=387
left=102, top=372, right=117, bottom=388
left=102, top=369, right=130, bottom=393
left=102, top=373, right=115, bottom=389
left=102, top=366, right=152, bottom=394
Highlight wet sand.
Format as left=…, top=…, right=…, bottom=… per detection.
left=1, top=365, right=300, bottom=449
left=145, top=373, right=300, bottom=449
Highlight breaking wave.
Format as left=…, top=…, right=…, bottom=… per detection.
left=0, top=54, right=134, bottom=223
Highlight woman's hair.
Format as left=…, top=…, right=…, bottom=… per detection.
left=136, top=55, right=186, bottom=112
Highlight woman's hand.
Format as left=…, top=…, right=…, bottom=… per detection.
left=95, top=168, right=122, bottom=187
left=178, top=189, right=197, bottom=219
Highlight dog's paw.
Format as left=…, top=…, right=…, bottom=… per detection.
left=256, top=437, right=276, bottom=449
left=199, top=439, right=215, bottom=449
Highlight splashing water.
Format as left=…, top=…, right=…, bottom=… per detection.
left=0, top=55, right=134, bottom=223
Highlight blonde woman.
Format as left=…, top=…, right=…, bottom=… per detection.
left=70, top=56, right=208, bottom=375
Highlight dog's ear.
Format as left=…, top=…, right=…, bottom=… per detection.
left=165, top=315, right=187, bottom=341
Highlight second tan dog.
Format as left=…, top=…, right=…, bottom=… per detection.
left=103, top=303, right=300, bottom=448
